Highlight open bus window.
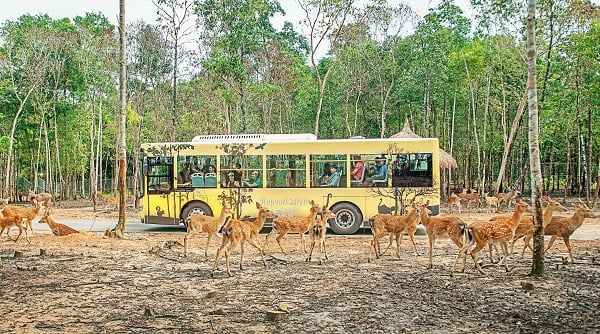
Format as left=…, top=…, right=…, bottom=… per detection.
left=266, top=155, right=306, bottom=188
left=350, top=154, right=389, bottom=187
left=310, top=155, right=346, bottom=188
left=220, top=155, right=262, bottom=188
left=147, top=157, right=173, bottom=194
left=392, top=153, right=433, bottom=187
left=177, top=155, right=217, bottom=189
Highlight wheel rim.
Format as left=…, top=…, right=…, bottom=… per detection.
left=334, top=209, right=356, bottom=229
left=187, top=207, right=207, bottom=219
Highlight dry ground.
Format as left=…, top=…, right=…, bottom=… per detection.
left=1, top=202, right=600, bottom=333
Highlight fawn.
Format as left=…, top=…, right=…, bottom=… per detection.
left=0, top=213, right=29, bottom=243
left=263, top=200, right=320, bottom=254
left=483, top=193, right=499, bottom=213
left=416, top=200, right=466, bottom=269
left=213, top=203, right=276, bottom=276
left=447, top=192, right=462, bottom=213
left=544, top=200, right=598, bottom=262
left=183, top=202, right=233, bottom=257
left=368, top=202, right=421, bottom=262
left=305, top=206, right=335, bottom=264
left=458, top=189, right=480, bottom=211
left=38, top=212, right=80, bottom=236
left=2, top=202, right=41, bottom=235
left=453, top=200, right=531, bottom=274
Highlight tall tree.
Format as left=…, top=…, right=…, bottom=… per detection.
left=527, top=0, right=545, bottom=277
left=112, top=0, right=128, bottom=238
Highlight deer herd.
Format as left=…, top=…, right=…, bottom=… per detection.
left=0, top=189, right=598, bottom=277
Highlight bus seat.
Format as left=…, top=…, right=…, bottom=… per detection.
left=372, top=167, right=388, bottom=185
left=204, top=174, right=217, bottom=187
left=191, top=173, right=204, bottom=187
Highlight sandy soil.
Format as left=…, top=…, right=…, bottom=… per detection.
left=1, top=226, right=600, bottom=333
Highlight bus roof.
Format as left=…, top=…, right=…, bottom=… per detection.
left=191, top=133, right=317, bottom=143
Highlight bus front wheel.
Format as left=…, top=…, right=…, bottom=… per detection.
left=329, top=203, right=362, bottom=235
left=181, top=202, right=213, bottom=226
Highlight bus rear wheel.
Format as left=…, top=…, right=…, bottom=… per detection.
left=329, top=203, right=362, bottom=235
left=181, top=202, right=213, bottom=227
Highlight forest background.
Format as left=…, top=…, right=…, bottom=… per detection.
left=0, top=0, right=598, bottom=204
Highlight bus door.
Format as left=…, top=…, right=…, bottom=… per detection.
left=144, top=156, right=178, bottom=225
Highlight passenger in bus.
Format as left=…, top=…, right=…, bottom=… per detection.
left=222, top=172, right=240, bottom=188
left=270, top=161, right=289, bottom=187
left=205, top=165, right=216, bottom=175
left=202, top=158, right=216, bottom=174
left=322, top=165, right=341, bottom=187
left=243, top=170, right=262, bottom=187
left=351, top=155, right=364, bottom=182
left=372, top=157, right=388, bottom=181
left=233, top=162, right=243, bottom=184
left=318, top=162, right=332, bottom=185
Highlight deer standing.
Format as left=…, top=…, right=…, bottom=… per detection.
left=447, top=192, right=462, bottom=214
left=28, top=191, right=53, bottom=213
left=416, top=200, right=466, bottom=269
left=1, top=202, right=41, bottom=235
left=0, top=213, right=29, bottom=243
left=263, top=200, right=320, bottom=254
left=213, top=203, right=276, bottom=277
left=453, top=200, right=531, bottom=274
left=458, top=189, right=480, bottom=212
left=183, top=202, right=232, bottom=257
left=305, top=206, right=335, bottom=264
left=544, top=201, right=598, bottom=262
left=483, top=193, right=499, bottom=213
left=368, top=202, right=421, bottom=262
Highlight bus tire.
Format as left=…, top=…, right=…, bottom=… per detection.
left=181, top=201, right=213, bottom=226
left=329, top=202, right=363, bottom=235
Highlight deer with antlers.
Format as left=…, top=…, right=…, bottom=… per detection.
left=453, top=200, right=531, bottom=274
left=305, top=205, right=335, bottom=265
left=183, top=202, right=233, bottom=257
left=213, top=202, right=276, bottom=276
left=368, top=202, right=421, bottom=262
left=415, top=200, right=466, bottom=269
left=263, top=200, right=320, bottom=254
left=544, top=200, right=598, bottom=262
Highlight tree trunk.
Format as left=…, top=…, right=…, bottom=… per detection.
left=527, top=0, right=545, bottom=277
left=112, top=0, right=127, bottom=238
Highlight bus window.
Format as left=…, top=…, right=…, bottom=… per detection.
left=310, top=155, right=347, bottom=188
left=392, top=153, right=433, bottom=187
left=266, top=155, right=306, bottom=188
left=350, top=154, right=389, bottom=187
left=147, top=156, right=173, bottom=194
left=220, top=155, right=262, bottom=188
left=177, top=155, right=217, bottom=189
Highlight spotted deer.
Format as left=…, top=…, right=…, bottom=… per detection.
left=39, top=212, right=80, bottom=236
left=0, top=213, right=29, bottom=243
left=368, top=202, right=421, bottom=262
left=305, top=206, right=335, bottom=264
left=447, top=192, right=462, bottom=213
left=183, top=202, right=232, bottom=257
left=263, top=200, right=320, bottom=254
left=28, top=191, right=53, bottom=213
left=213, top=203, right=276, bottom=276
left=416, top=200, right=466, bottom=269
left=1, top=202, right=41, bottom=235
left=453, top=200, right=531, bottom=274
left=544, top=200, right=598, bottom=262
left=483, top=193, right=499, bottom=213
left=458, top=189, right=481, bottom=211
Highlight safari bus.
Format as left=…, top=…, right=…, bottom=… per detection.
left=139, top=134, right=440, bottom=234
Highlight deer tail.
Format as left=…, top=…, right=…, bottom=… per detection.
left=460, top=222, right=474, bottom=249
left=222, top=217, right=233, bottom=237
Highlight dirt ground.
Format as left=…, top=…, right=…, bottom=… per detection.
left=1, top=202, right=600, bottom=333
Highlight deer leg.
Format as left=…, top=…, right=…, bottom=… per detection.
left=428, top=235, right=435, bottom=269
left=213, top=235, right=228, bottom=271
left=262, top=228, right=276, bottom=252
left=224, top=246, right=233, bottom=277
left=521, top=235, right=533, bottom=257
left=275, top=232, right=287, bottom=254
left=14, top=226, right=24, bottom=243
left=545, top=236, right=558, bottom=254
left=306, top=239, right=316, bottom=262
left=381, top=234, right=394, bottom=256
left=247, top=238, right=266, bottom=267
left=239, top=241, right=245, bottom=271
left=564, top=236, right=575, bottom=263
left=487, top=244, right=495, bottom=263
left=408, top=232, right=419, bottom=256
left=318, top=240, right=323, bottom=265
left=395, top=232, right=402, bottom=259
left=301, top=232, right=307, bottom=254
left=469, top=242, right=487, bottom=275
left=452, top=244, right=469, bottom=273
left=323, top=239, right=329, bottom=260
left=500, top=242, right=510, bottom=272
left=205, top=233, right=213, bottom=258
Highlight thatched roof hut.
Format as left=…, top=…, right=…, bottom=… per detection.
left=390, top=119, right=458, bottom=170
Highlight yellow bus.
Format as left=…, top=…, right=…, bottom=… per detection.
left=139, top=134, right=440, bottom=234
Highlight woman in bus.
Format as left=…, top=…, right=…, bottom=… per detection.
left=270, top=161, right=289, bottom=187
left=319, top=162, right=332, bottom=185
left=222, top=172, right=240, bottom=188
left=351, top=155, right=364, bottom=182
left=322, top=165, right=341, bottom=187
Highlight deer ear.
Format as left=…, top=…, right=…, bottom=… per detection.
left=256, top=202, right=261, bottom=209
